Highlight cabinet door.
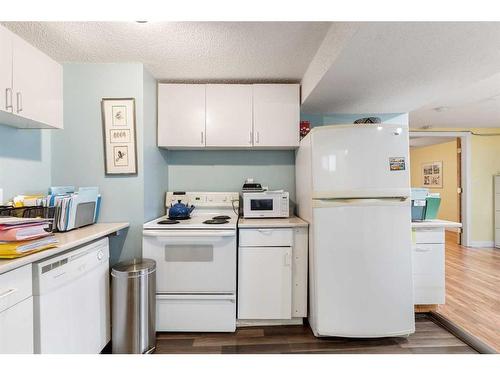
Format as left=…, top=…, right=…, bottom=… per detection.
left=238, top=246, right=292, bottom=319
left=206, top=84, right=253, bottom=147
left=11, top=33, right=63, bottom=128
left=0, top=26, right=13, bottom=113
left=0, top=297, right=34, bottom=354
left=158, top=84, right=206, bottom=148
left=253, top=84, right=299, bottom=148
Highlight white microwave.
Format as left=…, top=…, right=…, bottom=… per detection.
left=242, top=191, right=289, bottom=218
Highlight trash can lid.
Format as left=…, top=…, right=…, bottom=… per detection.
left=111, top=258, right=156, bottom=277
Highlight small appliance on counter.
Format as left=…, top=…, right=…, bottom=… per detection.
left=242, top=190, right=290, bottom=218
left=241, top=178, right=264, bottom=193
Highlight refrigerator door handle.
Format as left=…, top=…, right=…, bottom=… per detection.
left=312, top=197, right=409, bottom=208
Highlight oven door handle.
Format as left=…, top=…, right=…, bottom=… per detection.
left=143, top=230, right=235, bottom=238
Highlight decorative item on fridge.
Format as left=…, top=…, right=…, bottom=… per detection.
left=300, top=120, right=311, bottom=139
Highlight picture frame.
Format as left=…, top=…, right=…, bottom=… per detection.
left=101, top=98, right=137, bottom=175
left=421, top=161, right=443, bottom=188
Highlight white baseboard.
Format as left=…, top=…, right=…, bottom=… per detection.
left=468, top=241, right=495, bottom=248
left=237, top=318, right=304, bottom=327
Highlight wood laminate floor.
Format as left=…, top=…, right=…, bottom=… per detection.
left=155, top=316, right=476, bottom=354
left=436, top=232, right=500, bottom=352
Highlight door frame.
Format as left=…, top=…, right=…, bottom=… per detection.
left=409, top=131, right=472, bottom=247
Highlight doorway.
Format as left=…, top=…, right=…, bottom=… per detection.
left=409, top=131, right=471, bottom=246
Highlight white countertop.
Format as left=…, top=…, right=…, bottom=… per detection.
left=0, top=222, right=129, bottom=274
left=238, top=216, right=309, bottom=228
left=411, top=219, right=462, bottom=229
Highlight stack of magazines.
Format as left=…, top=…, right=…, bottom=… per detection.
left=0, top=217, right=58, bottom=259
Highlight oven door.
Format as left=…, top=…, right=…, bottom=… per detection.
left=143, top=230, right=236, bottom=293
left=243, top=195, right=278, bottom=218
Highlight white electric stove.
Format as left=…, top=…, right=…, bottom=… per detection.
left=143, top=192, right=239, bottom=332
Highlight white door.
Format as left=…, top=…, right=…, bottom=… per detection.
left=311, top=124, right=410, bottom=198
left=238, top=246, right=292, bottom=319
left=158, top=84, right=206, bottom=147
left=0, top=26, right=13, bottom=114
left=0, top=297, right=34, bottom=354
left=143, top=230, right=237, bottom=293
left=253, top=84, right=299, bottom=148
left=206, top=84, right=253, bottom=147
left=310, top=198, right=414, bottom=337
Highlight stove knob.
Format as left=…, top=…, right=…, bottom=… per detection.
left=97, top=250, right=104, bottom=260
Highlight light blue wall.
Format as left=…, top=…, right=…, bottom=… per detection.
left=167, top=150, right=296, bottom=203
left=52, top=63, right=145, bottom=263
left=0, top=125, right=51, bottom=201
left=143, top=68, right=168, bottom=221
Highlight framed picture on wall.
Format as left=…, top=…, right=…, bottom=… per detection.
left=421, top=161, right=443, bottom=188
left=101, top=98, right=137, bottom=175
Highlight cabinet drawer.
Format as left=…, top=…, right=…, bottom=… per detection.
left=0, top=264, right=32, bottom=313
left=156, top=294, right=236, bottom=332
left=412, top=244, right=444, bottom=276
left=413, top=228, right=444, bottom=244
left=239, top=228, right=293, bottom=247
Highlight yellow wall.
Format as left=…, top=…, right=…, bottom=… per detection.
left=469, top=128, right=500, bottom=243
left=411, top=128, right=500, bottom=243
left=410, top=141, right=459, bottom=222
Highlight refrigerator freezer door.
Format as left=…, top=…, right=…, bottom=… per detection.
left=310, top=198, right=414, bottom=337
left=311, top=124, right=410, bottom=198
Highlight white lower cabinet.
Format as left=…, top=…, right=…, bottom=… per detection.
left=0, top=264, right=34, bottom=354
left=237, top=226, right=308, bottom=321
left=238, top=246, right=292, bottom=319
left=412, top=227, right=445, bottom=305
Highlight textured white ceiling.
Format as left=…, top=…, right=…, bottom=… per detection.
left=301, top=22, right=500, bottom=128
left=410, top=72, right=500, bottom=128
left=2, top=21, right=331, bottom=81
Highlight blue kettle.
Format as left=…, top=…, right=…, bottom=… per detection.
left=168, top=200, right=195, bottom=220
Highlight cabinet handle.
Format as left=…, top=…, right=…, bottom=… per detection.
left=200, top=131, right=204, bottom=144
left=0, top=288, right=17, bottom=299
left=284, top=251, right=291, bottom=266
left=16, top=92, right=22, bottom=113
left=249, top=131, right=253, bottom=144
left=5, top=88, right=13, bottom=111
left=256, top=131, right=260, bottom=144
left=414, top=247, right=430, bottom=252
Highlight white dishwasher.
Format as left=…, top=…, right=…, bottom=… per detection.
left=33, top=237, right=111, bottom=354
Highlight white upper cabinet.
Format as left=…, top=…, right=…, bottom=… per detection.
left=158, top=84, right=206, bottom=148
left=0, top=25, right=63, bottom=129
left=0, top=27, right=13, bottom=114
left=12, top=33, right=63, bottom=129
left=253, top=84, right=300, bottom=148
left=206, top=84, right=253, bottom=147
left=157, top=83, right=300, bottom=149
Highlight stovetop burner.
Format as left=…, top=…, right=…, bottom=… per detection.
left=203, top=219, right=229, bottom=225
left=212, top=215, right=231, bottom=220
left=158, top=219, right=180, bottom=225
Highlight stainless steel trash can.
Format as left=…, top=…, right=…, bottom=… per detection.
left=111, top=258, right=156, bottom=354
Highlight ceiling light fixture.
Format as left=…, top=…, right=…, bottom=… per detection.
left=136, top=20, right=148, bottom=24
left=433, top=106, right=449, bottom=112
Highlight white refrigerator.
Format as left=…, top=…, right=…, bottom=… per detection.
left=296, top=124, right=415, bottom=338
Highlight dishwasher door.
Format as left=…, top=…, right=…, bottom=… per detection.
left=33, top=238, right=110, bottom=354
